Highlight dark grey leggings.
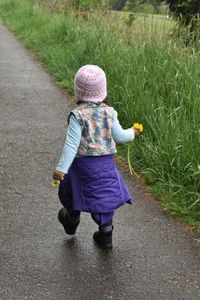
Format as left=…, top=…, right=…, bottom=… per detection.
left=67, top=210, right=114, bottom=226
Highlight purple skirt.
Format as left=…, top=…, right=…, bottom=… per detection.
left=58, top=155, right=132, bottom=213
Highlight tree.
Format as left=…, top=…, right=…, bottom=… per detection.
left=149, top=0, right=162, bottom=14
left=112, top=0, right=127, bottom=10
left=125, top=0, right=141, bottom=11
left=125, top=0, right=163, bottom=14
left=165, top=0, right=200, bottom=34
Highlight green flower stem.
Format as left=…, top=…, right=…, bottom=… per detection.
left=127, top=142, right=133, bottom=175
left=127, top=142, right=140, bottom=177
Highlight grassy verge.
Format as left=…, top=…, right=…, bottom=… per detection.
left=0, top=0, right=199, bottom=230
left=100, top=11, right=174, bottom=43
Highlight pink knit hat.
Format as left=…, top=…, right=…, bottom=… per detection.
left=74, top=65, right=107, bottom=103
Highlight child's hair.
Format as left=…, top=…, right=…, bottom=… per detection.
left=74, top=65, right=107, bottom=104
left=76, top=97, right=108, bottom=106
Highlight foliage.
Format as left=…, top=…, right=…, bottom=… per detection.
left=125, top=0, right=163, bottom=14
left=149, top=0, right=163, bottom=13
left=112, top=0, right=126, bottom=10
left=71, top=0, right=101, bottom=10
left=40, top=0, right=114, bottom=11
left=125, top=0, right=141, bottom=12
left=124, top=12, right=137, bottom=26
left=165, top=0, right=200, bottom=41
left=64, top=0, right=115, bottom=11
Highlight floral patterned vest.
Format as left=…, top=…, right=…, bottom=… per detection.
left=71, top=102, right=116, bottom=156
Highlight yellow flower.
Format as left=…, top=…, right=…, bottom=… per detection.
left=134, top=123, right=143, bottom=133
left=51, top=180, right=60, bottom=188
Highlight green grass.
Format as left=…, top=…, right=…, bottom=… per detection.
left=0, top=0, right=199, bottom=230
left=105, top=11, right=174, bottom=42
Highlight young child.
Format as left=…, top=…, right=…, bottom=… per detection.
left=53, top=65, right=140, bottom=249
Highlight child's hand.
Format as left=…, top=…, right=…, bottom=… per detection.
left=132, top=127, right=140, bottom=136
left=53, top=171, right=65, bottom=181
left=133, top=123, right=143, bottom=136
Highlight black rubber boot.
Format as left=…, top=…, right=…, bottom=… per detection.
left=58, top=207, right=80, bottom=235
left=93, top=226, right=113, bottom=249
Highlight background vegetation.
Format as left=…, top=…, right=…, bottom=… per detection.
left=0, top=0, right=199, bottom=230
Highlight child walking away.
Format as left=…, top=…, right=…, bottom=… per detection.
left=53, top=65, right=140, bottom=249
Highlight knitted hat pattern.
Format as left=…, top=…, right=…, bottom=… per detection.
left=74, top=65, right=107, bottom=103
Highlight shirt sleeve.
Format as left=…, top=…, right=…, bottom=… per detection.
left=112, top=110, right=135, bottom=144
left=56, top=114, right=82, bottom=174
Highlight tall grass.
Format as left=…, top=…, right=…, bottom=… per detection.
left=0, top=0, right=199, bottom=229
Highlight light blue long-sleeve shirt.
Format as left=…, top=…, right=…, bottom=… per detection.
left=56, top=110, right=134, bottom=174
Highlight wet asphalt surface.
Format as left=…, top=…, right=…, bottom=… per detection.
left=0, top=22, right=200, bottom=300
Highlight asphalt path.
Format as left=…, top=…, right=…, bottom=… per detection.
left=0, top=22, right=199, bottom=300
